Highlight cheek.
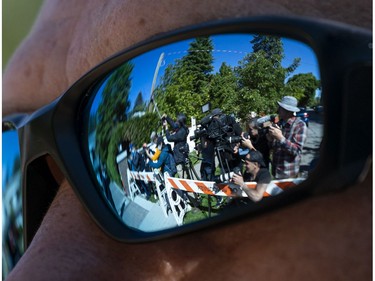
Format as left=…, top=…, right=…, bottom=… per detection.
left=10, top=170, right=371, bottom=280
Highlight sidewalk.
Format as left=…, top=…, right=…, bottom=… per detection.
left=121, top=195, right=178, bottom=232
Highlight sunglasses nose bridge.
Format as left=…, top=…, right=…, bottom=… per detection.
left=19, top=102, right=60, bottom=167
left=3, top=113, right=30, bottom=132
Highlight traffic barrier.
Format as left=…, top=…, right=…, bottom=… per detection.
left=126, top=169, right=143, bottom=201
left=164, top=174, right=305, bottom=197
left=153, top=170, right=170, bottom=218
left=128, top=171, right=155, bottom=182
left=125, top=168, right=304, bottom=226
left=127, top=170, right=170, bottom=217
left=165, top=173, right=189, bottom=226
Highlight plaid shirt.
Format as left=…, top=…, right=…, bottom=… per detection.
left=272, top=117, right=307, bottom=179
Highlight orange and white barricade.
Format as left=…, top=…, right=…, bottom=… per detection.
left=128, top=170, right=155, bottom=183
left=164, top=174, right=304, bottom=197
left=152, top=170, right=171, bottom=218
left=127, top=169, right=172, bottom=218
left=126, top=170, right=142, bottom=200
left=127, top=170, right=155, bottom=200
left=164, top=173, right=304, bottom=225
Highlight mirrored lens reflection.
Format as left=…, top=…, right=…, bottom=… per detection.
left=85, top=33, right=323, bottom=232
left=2, top=130, right=24, bottom=277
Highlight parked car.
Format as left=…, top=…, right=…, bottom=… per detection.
left=296, top=110, right=309, bottom=127
left=314, top=105, right=323, bottom=113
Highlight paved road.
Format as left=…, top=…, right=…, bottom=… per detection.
left=300, top=110, right=323, bottom=172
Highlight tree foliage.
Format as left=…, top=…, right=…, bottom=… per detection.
left=154, top=37, right=214, bottom=122
left=95, top=62, right=133, bottom=185
left=132, top=91, right=146, bottom=114
left=154, top=35, right=318, bottom=123
left=233, top=35, right=302, bottom=118
left=285, top=73, right=321, bottom=107
left=209, top=63, right=238, bottom=112
left=96, top=62, right=133, bottom=162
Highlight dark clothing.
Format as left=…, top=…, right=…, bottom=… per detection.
left=200, top=163, right=214, bottom=181
left=165, top=116, right=189, bottom=165
left=254, top=167, right=272, bottom=184
left=243, top=167, right=271, bottom=184
left=129, top=150, right=140, bottom=171
left=199, top=138, right=215, bottom=181
left=250, top=134, right=270, bottom=168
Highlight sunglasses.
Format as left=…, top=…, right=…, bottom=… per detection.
left=3, top=16, right=372, bottom=250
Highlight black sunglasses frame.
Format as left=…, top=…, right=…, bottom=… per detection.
left=3, top=15, right=372, bottom=248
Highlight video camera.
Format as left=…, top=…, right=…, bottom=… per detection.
left=190, top=111, right=242, bottom=146
left=178, top=144, right=190, bottom=158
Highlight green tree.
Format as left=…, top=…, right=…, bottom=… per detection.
left=95, top=62, right=133, bottom=182
left=251, top=35, right=284, bottom=67
left=285, top=73, right=320, bottom=107
left=209, top=62, right=238, bottom=112
left=122, top=112, right=160, bottom=146
left=155, top=37, right=214, bottom=122
left=131, top=91, right=146, bottom=115
left=181, top=36, right=214, bottom=94
left=234, top=35, right=301, bottom=118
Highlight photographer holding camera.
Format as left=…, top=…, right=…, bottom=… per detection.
left=199, top=136, right=216, bottom=181
left=232, top=150, right=271, bottom=202
left=200, top=108, right=243, bottom=177
left=268, top=96, right=307, bottom=179
left=241, top=118, right=271, bottom=169
left=162, top=113, right=189, bottom=177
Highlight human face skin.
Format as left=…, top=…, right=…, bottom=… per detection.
left=4, top=1, right=372, bottom=280
left=244, top=158, right=257, bottom=175
left=248, top=125, right=259, bottom=137
left=277, top=106, right=291, bottom=121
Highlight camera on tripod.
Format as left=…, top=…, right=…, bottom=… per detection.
left=178, top=144, right=190, bottom=158
left=190, top=105, right=244, bottom=186
left=190, top=109, right=241, bottom=148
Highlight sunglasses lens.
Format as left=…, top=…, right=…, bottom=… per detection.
left=83, top=33, right=322, bottom=232
left=2, top=130, right=24, bottom=269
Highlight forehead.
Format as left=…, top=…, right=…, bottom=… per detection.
left=3, top=0, right=372, bottom=116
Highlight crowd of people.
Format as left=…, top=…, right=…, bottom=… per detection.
left=128, top=95, right=308, bottom=204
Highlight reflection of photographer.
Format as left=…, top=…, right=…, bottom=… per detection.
left=241, top=118, right=272, bottom=168
left=192, top=108, right=243, bottom=178
left=231, top=150, right=271, bottom=202
left=199, top=136, right=215, bottom=181
left=163, top=113, right=189, bottom=176
left=268, top=96, right=307, bottom=179
left=143, top=131, right=161, bottom=163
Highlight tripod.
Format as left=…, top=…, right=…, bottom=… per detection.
left=175, top=153, right=203, bottom=210
left=203, top=143, right=236, bottom=216
left=214, top=144, right=233, bottom=181
left=180, top=154, right=201, bottom=180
